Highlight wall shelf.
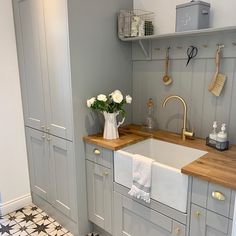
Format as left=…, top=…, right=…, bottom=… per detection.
left=119, top=25, right=236, bottom=42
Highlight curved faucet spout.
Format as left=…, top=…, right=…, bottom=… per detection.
left=162, top=95, right=194, bottom=141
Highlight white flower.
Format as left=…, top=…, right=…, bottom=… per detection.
left=97, top=94, right=107, bottom=102
left=111, top=90, right=123, bottom=103
left=126, top=95, right=132, bottom=104
left=87, top=97, right=96, bottom=107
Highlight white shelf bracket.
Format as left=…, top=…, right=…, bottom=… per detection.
left=138, top=40, right=151, bottom=58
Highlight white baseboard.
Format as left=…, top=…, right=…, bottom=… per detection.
left=0, top=194, right=32, bottom=216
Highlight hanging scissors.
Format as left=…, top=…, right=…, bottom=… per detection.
left=186, top=46, right=198, bottom=67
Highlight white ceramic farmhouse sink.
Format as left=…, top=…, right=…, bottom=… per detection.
left=114, top=138, right=207, bottom=213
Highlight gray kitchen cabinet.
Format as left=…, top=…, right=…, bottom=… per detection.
left=190, top=204, right=232, bottom=236
left=50, top=135, right=77, bottom=221
left=26, top=127, right=50, bottom=202
left=191, top=177, right=234, bottom=219
left=190, top=177, right=234, bottom=236
left=113, top=191, right=186, bottom=236
left=13, top=0, right=73, bottom=141
left=26, top=127, right=77, bottom=221
left=86, top=160, right=112, bottom=234
left=13, top=0, right=47, bottom=132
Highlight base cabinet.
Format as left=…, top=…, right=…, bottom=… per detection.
left=190, top=204, right=232, bottom=236
left=26, top=127, right=77, bottom=221
left=86, top=160, right=113, bottom=234
left=113, top=191, right=186, bottom=236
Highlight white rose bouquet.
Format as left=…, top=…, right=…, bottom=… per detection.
left=87, top=90, right=132, bottom=117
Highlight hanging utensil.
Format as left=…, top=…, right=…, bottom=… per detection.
left=208, top=45, right=227, bottom=96
left=163, top=47, right=172, bottom=85
left=186, top=46, right=198, bottom=67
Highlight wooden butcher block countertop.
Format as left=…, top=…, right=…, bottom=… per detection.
left=83, top=124, right=236, bottom=190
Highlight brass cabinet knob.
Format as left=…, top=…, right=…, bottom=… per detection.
left=103, top=172, right=109, bottom=176
left=93, top=148, right=101, bottom=155
left=212, top=191, right=226, bottom=201
left=175, top=227, right=180, bottom=234
left=195, top=211, right=201, bottom=217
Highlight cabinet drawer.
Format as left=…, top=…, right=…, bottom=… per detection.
left=85, top=143, right=112, bottom=168
left=207, top=182, right=231, bottom=218
left=192, top=177, right=232, bottom=218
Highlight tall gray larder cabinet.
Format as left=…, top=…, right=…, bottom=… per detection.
left=12, top=0, right=133, bottom=235
left=13, top=0, right=77, bottom=234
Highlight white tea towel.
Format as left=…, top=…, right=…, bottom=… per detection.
left=128, top=154, right=154, bottom=203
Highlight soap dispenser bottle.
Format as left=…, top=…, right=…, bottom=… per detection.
left=209, top=121, right=217, bottom=144
left=145, top=98, right=155, bottom=129
left=216, top=123, right=228, bottom=150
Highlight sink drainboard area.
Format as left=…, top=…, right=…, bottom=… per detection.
left=114, top=138, right=207, bottom=213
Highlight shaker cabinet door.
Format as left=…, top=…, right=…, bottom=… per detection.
left=13, top=0, right=48, bottom=131
left=43, top=0, right=73, bottom=141
left=26, top=128, right=50, bottom=201
left=86, top=161, right=113, bottom=234
left=50, top=136, right=77, bottom=221
left=190, top=204, right=206, bottom=236
left=13, top=0, right=73, bottom=140
left=190, top=204, right=230, bottom=236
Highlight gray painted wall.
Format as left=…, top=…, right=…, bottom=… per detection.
left=67, top=0, right=132, bottom=234
left=132, top=31, right=236, bottom=144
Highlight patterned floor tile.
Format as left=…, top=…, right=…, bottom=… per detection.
left=17, top=211, right=42, bottom=227
left=12, top=228, right=29, bottom=236
left=0, top=204, right=73, bottom=236
left=39, top=212, right=55, bottom=223
left=26, top=220, right=55, bottom=235
left=8, top=211, right=26, bottom=224
left=22, top=204, right=43, bottom=215
left=49, top=229, right=67, bottom=236
left=48, top=222, right=69, bottom=236
left=0, top=221, right=20, bottom=236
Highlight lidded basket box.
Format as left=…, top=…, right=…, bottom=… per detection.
left=176, top=1, right=210, bottom=32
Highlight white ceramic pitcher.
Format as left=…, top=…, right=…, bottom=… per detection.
left=103, top=111, right=125, bottom=139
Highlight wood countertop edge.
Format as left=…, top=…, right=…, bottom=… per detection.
left=83, top=134, right=147, bottom=151
left=83, top=124, right=236, bottom=190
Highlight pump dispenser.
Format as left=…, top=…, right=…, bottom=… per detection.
left=209, top=121, right=217, bottom=144
left=216, top=123, right=228, bottom=150
left=217, top=123, right=227, bottom=142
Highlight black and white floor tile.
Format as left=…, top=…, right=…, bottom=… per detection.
left=0, top=204, right=73, bottom=236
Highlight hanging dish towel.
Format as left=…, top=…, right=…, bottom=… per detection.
left=128, top=154, right=154, bottom=203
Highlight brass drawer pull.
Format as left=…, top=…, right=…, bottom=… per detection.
left=93, top=148, right=101, bottom=155
left=212, top=191, right=225, bottom=201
